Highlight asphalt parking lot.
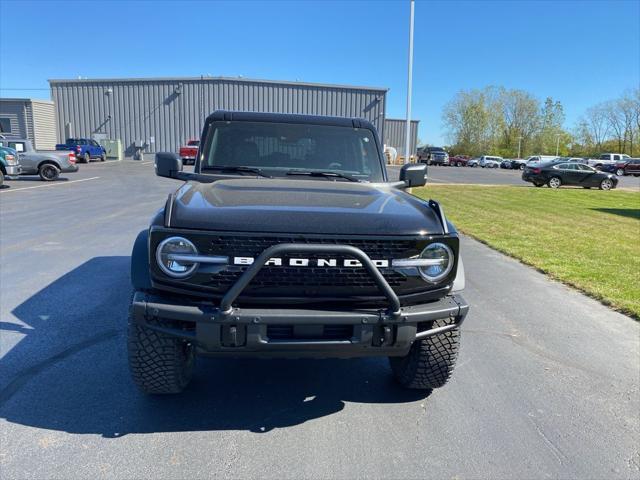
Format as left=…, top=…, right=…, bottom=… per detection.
left=388, top=164, right=640, bottom=189
left=1, top=161, right=639, bottom=479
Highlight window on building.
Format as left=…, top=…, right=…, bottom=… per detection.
left=0, top=118, right=11, bottom=133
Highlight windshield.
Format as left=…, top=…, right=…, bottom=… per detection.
left=201, top=121, right=384, bottom=182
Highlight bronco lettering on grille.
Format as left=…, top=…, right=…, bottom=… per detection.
left=233, top=257, right=390, bottom=268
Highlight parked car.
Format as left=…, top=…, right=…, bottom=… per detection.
left=417, top=147, right=449, bottom=166
left=467, top=157, right=480, bottom=167
left=450, top=155, right=471, bottom=167
left=56, top=138, right=106, bottom=163
left=508, top=158, right=527, bottom=170
left=500, top=159, right=513, bottom=169
left=522, top=160, right=618, bottom=190
left=479, top=155, right=502, bottom=168
left=608, top=157, right=640, bottom=176
left=129, top=110, right=469, bottom=395
left=525, top=155, right=558, bottom=165
left=0, top=145, right=21, bottom=186
left=179, top=139, right=200, bottom=165
left=0, top=137, right=78, bottom=181
left=586, top=153, right=630, bottom=170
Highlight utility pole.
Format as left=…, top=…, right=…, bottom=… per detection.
left=404, top=0, right=415, bottom=164
left=555, top=133, right=561, bottom=156
left=517, top=136, right=523, bottom=158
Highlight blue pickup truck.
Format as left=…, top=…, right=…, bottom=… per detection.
left=55, top=138, right=106, bottom=163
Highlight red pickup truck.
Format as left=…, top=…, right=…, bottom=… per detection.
left=179, top=139, right=199, bottom=165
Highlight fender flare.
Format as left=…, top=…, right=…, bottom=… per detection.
left=131, top=229, right=152, bottom=290
left=452, top=255, right=466, bottom=292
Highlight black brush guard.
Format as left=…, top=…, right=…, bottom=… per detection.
left=131, top=243, right=468, bottom=358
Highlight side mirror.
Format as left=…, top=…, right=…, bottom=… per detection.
left=155, top=152, right=182, bottom=179
left=399, top=163, right=427, bottom=188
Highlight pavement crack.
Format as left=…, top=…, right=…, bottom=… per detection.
left=527, top=415, right=567, bottom=464
left=0, top=330, right=120, bottom=407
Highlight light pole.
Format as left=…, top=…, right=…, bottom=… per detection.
left=517, top=136, right=523, bottom=159
left=555, top=133, right=561, bottom=156
left=403, top=0, right=415, bottom=164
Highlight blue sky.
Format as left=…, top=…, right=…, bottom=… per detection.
left=1, top=0, right=638, bottom=145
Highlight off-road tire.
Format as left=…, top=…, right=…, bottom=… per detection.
left=389, top=318, right=460, bottom=390
left=127, top=298, right=195, bottom=394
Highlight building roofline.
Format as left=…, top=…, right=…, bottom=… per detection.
left=0, top=97, right=54, bottom=105
left=385, top=118, right=420, bottom=123
left=47, top=76, right=388, bottom=93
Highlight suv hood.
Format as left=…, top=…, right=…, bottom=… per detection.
left=167, top=178, right=445, bottom=235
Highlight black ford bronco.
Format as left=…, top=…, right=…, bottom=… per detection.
left=128, top=111, right=469, bottom=394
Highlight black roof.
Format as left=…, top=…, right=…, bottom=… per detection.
left=205, top=110, right=376, bottom=130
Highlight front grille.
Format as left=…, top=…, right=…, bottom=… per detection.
left=202, top=236, right=415, bottom=259
left=198, top=235, right=417, bottom=293
left=150, top=230, right=454, bottom=301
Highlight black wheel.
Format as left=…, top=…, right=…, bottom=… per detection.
left=389, top=318, right=460, bottom=390
left=84, top=153, right=91, bottom=164
left=533, top=182, right=544, bottom=187
left=127, top=294, right=195, bottom=394
left=599, top=178, right=614, bottom=190
left=519, top=164, right=525, bottom=170
left=426, top=160, right=432, bottom=166
left=39, top=164, right=60, bottom=181
left=100, top=153, right=106, bottom=162
left=548, top=176, right=562, bottom=189
left=0, top=170, right=4, bottom=186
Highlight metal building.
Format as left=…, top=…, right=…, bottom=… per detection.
left=383, top=118, right=419, bottom=157
left=49, top=77, right=388, bottom=156
left=0, top=98, right=57, bottom=150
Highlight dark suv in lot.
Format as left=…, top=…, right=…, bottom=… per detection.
left=417, top=146, right=449, bottom=166
left=128, top=111, right=469, bottom=395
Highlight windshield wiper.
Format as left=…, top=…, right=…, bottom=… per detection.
left=205, top=165, right=272, bottom=178
left=286, top=170, right=360, bottom=182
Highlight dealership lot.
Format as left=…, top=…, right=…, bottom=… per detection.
left=388, top=164, right=640, bottom=189
left=0, top=161, right=638, bottom=479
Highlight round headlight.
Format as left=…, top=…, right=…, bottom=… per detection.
left=418, top=242, right=454, bottom=283
left=156, top=236, right=199, bottom=278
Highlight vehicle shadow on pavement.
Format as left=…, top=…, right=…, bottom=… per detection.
left=1, top=256, right=428, bottom=437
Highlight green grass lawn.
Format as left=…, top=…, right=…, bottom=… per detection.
left=414, top=185, right=640, bottom=319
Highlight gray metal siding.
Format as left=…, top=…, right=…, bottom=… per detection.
left=383, top=118, right=419, bottom=157
left=0, top=99, right=56, bottom=149
left=50, top=78, right=387, bottom=156
left=31, top=101, right=57, bottom=150
left=0, top=100, right=29, bottom=138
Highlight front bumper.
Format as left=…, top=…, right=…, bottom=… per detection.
left=5, top=165, right=21, bottom=176
left=131, top=291, right=468, bottom=358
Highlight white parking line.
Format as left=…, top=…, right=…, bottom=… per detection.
left=0, top=176, right=101, bottom=193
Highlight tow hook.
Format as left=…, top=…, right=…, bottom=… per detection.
left=372, top=325, right=393, bottom=346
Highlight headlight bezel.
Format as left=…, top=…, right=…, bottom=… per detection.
left=417, top=242, right=454, bottom=283
left=155, top=236, right=199, bottom=278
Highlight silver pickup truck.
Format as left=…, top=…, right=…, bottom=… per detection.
left=0, top=137, right=79, bottom=181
